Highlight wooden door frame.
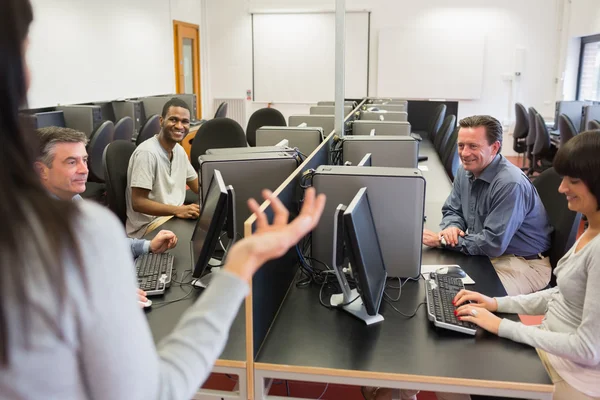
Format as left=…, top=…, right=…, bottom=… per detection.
left=173, top=20, right=202, bottom=119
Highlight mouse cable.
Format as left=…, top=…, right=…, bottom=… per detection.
left=384, top=299, right=426, bottom=318
left=384, top=275, right=422, bottom=302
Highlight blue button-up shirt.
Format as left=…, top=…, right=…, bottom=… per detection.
left=440, top=154, right=552, bottom=258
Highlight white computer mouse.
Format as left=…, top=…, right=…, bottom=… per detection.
left=139, top=299, right=152, bottom=308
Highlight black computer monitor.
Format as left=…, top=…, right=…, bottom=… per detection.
left=225, top=185, right=237, bottom=244
left=35, top=111, right=66, bottom=128
left=343, top=187, right=387, bottom=316
left=191, top=169, right=228, bottom=278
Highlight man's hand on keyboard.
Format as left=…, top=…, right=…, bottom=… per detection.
left=453, top=289, right=498, bottom=311
left=150, top=230, right=178, bottom=253
left=455, top=305, right=501, bottom=335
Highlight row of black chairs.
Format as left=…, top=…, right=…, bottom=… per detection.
left=512, top=103, right=556, bottom=177
left=423, top=104, right=460, bottom=182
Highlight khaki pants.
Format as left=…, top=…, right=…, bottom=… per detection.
left=490, top=254, right=551, bottom=296
left=537, top=349, right=600, bottom=400
left=144, top=216, right=174, bottom=236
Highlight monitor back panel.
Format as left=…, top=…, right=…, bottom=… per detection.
left=360, top=111, right=408, bottom=122
left=256, top=127, right=323, bottom=155
left=312, top=166, right=425, bottom=278
left=310, top=105, right=352, bottom=117
left=352, top=120, right=411, bottom=136
left=198, top=153, right=298, bottom=235
left=289, top=115, right=335, bottom=136
left=342, top=136, right=418, bottom=168
left=113, top=100, right=144, bottom=135
left=556, top=101, right=593, bottom=131
left=581, top=105, right=600, bottom=132
left=206, top=146, right=294, bottom=155
left=141, top=96, right=170, bottom=118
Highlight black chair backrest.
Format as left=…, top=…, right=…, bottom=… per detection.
left=113, top=116, right=134, bottom=142
left=533, top=113, right=551, bottom=156
left=558, top=114, right=578, bottom=146
left=433, top=114, right=456, bottom=156
left=214, top=102, right=228, bottom=118
left=246, top=107, right=287, bottom=147
left=102, top=141, right=136, bottom=225
left=514, top=103, right=529, bottom=140
left=441, top=126, right=460, bottom=181
left=526, top=107, right=538, bottom=146
left=136, top=114, right=161, bottom=146
left=532, top=168, right=582, bottom=286
left=87, top=120, right=115, bottom=182
left=190, top=118, right=247, bottom=171
left=588, top=119, right=600, bottom=131
left=428, top=104, right=447, bottom=140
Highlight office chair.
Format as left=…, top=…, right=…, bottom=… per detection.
left=427, top=104, right=447, bottom=141
left=532, top=113, right=553, bottom=175
left=524, top=107, right=539, bottom=175
left=190, top=117, right=247, bottom=171
left=558, top=114, right=578, bottom=146
left=441, top=126, right=460, bottom=181
left=214, top=102, right=228, bottom=118
left=512, top=103, right=529, bottom=167
left=532, top=168, right=582, bottom=287
left=87, top=120, right=115, bottom=183
left=136, top=114, right=161, bottom=146
left=102, top=141, right=136, bottom=225
left=588, top=119, right=600, bottom=130
left=246, top=107, right=287, bottom=147
left=433, top=114, right=456, bottom=156
left=113, top=116, right=134, bottom=142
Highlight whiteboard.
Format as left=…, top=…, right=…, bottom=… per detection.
left=377, top=27, right=485, bottom=100
left=253, top=12, right=369, bottom=102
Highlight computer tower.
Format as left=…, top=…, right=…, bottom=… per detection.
left=341, top=136, right=418, bottom=168
left=359, top=111, right=408, bottom=122
left=554, top=101, right=593, bottom=131
left=310, top=105, right=352, bottom=117
left=312, top=166, right=425, bottom=278
left=146, top=94, right=199, bottom=122
left=352, top=120, right=412, bottom=136
left=581, top=105, right=600, bottom=132
left=289, top=115, right=336, bottom=137
left=198, top=152, right=299, bottom=235
left=91, top=101, right=116, bottom=122
left=256, top=126, right=324, bottom=155
left=56, top=105, right=104, bottom=137
left=34, top=111, right=66, bottom=128
left=113, top=100, right=145, bottom=136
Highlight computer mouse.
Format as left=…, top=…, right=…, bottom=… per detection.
left=139, top=299, right=152, bottom=308
left=436, top=266, right=466, bottom=278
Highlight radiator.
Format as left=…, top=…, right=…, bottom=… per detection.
left=212, top=98, right=247, bottom=127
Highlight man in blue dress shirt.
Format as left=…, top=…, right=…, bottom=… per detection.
left=35, top=126, right=178, bottom=304
left=423, top=115, right=553, bottom=296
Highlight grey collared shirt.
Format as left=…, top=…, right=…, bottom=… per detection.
left=440, top=154, right=552, bottom=258
left=72, top=194, right=150, bottom=257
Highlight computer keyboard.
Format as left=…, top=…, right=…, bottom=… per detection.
left=425, top=273, right=477, bottom=335
left=135, top=253, right=174, bottom=296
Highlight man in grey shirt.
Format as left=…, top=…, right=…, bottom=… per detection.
left=126, top=98, right=201, bottom=238
left=423, top=115, right=553, bottom=296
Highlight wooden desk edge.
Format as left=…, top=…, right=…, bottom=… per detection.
left=214, top=359, right=246, bottom=369
left=253, top=362, right=554, bottom=394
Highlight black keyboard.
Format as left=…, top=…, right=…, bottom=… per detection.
left=135, top=253, right=174, bottom=296
left=425, top=273, right=477, bottom=335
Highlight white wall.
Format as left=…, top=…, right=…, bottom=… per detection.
left=204, top=0, right=566, bottom=154
left=27, top=0, right=204, bottom=111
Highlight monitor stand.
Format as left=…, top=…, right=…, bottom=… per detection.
left=192, top=266, right=221, bottom=288
left=330, top=265, right=384, bottom=325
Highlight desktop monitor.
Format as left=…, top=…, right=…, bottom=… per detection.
left=191, top=169, right=228, bottom=279
left=35, top=111, right=66, bottom=128
left=225, top=185, right=237, bottom=245
left=343, top=187, right=387, bottom=316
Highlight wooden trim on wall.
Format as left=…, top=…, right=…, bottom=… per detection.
left=173, top=20, right=202, bottom=119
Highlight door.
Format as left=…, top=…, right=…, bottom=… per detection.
left=173, top=20, right=202, bottom=119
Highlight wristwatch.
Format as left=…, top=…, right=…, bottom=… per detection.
left=439, top=235, right=447, bottom=248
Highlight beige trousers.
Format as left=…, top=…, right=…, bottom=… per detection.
left=144, top=216, right=174, bottom=236
left=537, top=349, right=600, bottom=400
left=490, top=254, right=551, bottom=296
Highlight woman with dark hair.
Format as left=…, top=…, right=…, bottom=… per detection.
left=0, top=0, right=326, bottom=398
left=454, top=130, right=600, bottom=399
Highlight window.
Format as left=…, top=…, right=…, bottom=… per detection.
left=577, top=34, right=600, bottom=101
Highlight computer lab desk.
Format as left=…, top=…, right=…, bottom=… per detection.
left=252, top=142, right=554, bottom=400
left=143, top=217, right=248, bottom=399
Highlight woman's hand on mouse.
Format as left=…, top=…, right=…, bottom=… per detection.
left=455, top=305, right=502, bottom=335
left=453, top=289, right=498, bottom=312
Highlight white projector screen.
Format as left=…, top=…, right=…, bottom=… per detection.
left=252, top=12, right=369, bottom=103
left=377, top=27, right=485, bottom=100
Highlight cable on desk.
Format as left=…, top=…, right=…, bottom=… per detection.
left=151, top=285, right=197, bottom=309
left=384, top=299, right=426, bottom=318
left=383, top=275, right=422, bottom=303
